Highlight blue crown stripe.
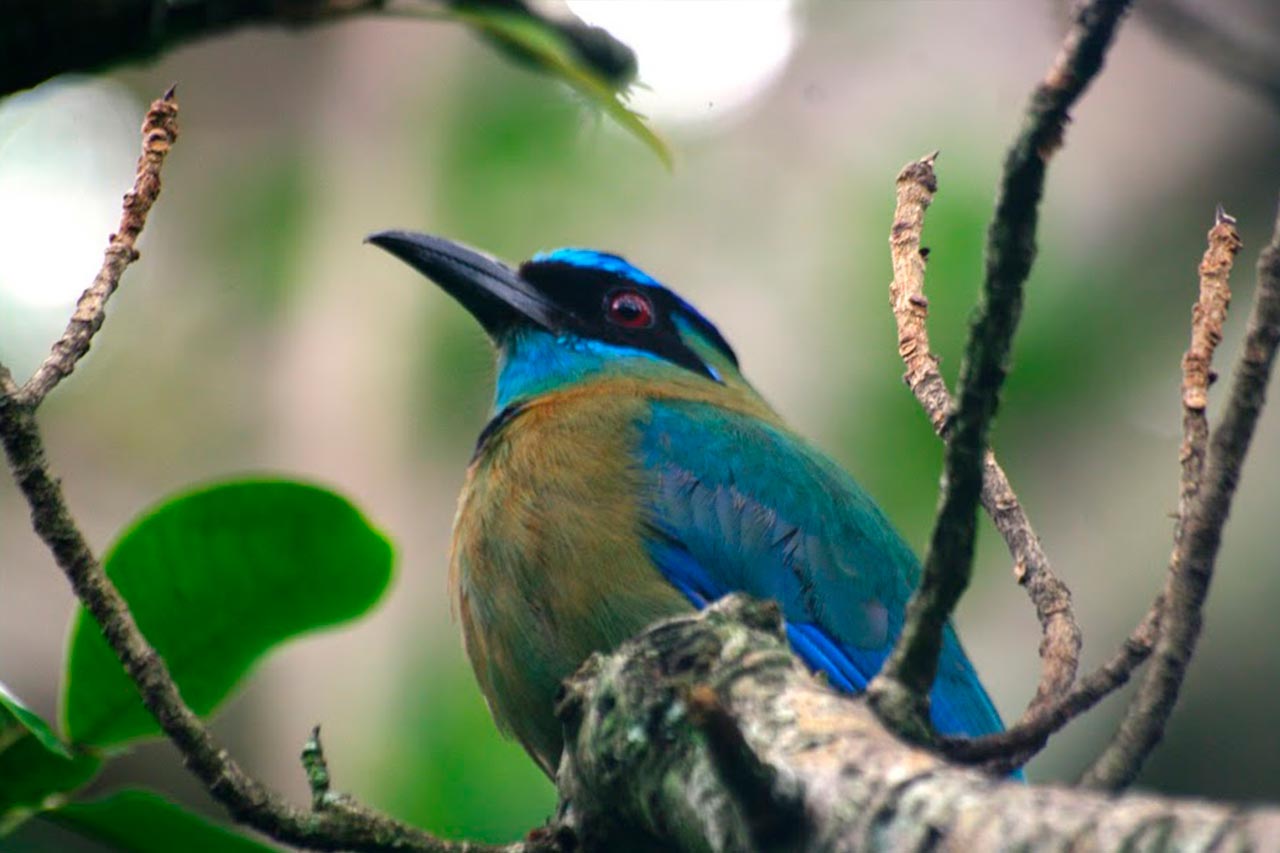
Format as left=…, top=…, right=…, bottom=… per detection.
left=532, top=248, right=663, bottom=288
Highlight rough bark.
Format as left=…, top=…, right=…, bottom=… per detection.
left=555, top=596, right=1280, bottom=852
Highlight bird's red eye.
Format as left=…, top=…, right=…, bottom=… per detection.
left=606, top=290, right=655, bottom=329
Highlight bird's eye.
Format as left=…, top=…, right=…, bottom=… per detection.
left=605, top=290, right=655, bottom=329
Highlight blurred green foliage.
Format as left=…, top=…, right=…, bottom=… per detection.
left=204, top=154, right=313, bottom=318
left=374, top=661, right=553, bottom=843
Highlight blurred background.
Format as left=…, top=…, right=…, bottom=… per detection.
left=3, top=0, right=1280, bottom=847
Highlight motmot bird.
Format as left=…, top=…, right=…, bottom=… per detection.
left=369, top=231, right=1006, bottom=776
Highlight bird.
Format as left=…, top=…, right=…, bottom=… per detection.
left=368, top=231, right=1006, bottom=777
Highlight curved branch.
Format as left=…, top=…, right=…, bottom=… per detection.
left=18, top=89, right=178, bottom=408
left=868, top=0, right=1133, bottom=738
left=946, top=209, right=1248, bottom=772
left=886, top=153, right=1081, bottom=740
left=1083, top=200, right=1280, bottom=790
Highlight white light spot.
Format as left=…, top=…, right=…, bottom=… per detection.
left=0, top=78, right=142, bottom=309
left=567, top=0, right=796, bottom=125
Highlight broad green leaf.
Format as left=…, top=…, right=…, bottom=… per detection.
left=61, top=479, right=395, bottom=748
left=0, top=689, right=100, bottom=835
left=46, top=789, right=275, bottom=853
left=452, top=8, right=672, bottom=169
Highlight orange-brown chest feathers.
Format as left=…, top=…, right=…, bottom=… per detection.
left=448, top=382, right=690, bottom=774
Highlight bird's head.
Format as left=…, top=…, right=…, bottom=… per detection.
left=367, top=231, right=748, bottom=409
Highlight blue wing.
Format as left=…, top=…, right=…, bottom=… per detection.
left=638, top=399, right=1005, bottom=738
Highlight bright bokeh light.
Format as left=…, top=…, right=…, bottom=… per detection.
left=0, top=79, right=142, bottom=309
left=566, top=0, right=796, bottom=125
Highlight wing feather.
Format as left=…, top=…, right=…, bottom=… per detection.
left=638, top=399, right=1005, bottom=738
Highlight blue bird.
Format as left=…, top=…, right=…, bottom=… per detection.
left=369, top=232, right=1006, bottom=776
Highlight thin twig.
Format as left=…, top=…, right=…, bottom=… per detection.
left=949, top=210, right=1244, bottom=771
left=1179, top=207, right=1243, bottom=522
left=17, top=89, right=178, bottom=408
left=302, top=726, right=333, bottom=811
left=1081, top=203, right=1273, bottom=790
left=0, top=89, right=551, bottom=853
left=942, top=605, right=1159, bottom=765
left=867, top=0, right=1133, bottom=739
left=886, top=154, right=1082, bottom=731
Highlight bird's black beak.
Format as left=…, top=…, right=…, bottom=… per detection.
left=365, top=230, right=563, bottom=336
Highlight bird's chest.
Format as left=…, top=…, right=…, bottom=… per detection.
left=448, top=397, right=689, bottom=768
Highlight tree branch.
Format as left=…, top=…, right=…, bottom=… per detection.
left=886, top=153, right=1081, bottom=745
left=1083, top=199, right=1279, bottom=790
left=557, top=595, right=1280, bottom=851
left=0, top=88, right=551, bottom=853
left=868, top=0, right=1133, bottom=738
left=0, top=0, right=635, bottom=100
left=17, top=88, right=178, bottom=409
left=944, top=208, right=1245, bottom=771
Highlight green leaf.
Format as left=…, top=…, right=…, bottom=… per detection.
left=0, top=686, right=101, bottom=835
left=1, top=682, right=70, bottom=760
left=46, top=789, right=275, bottom=853
left=453, top=8, right=672, bottom=169
left=61, top=479, right=395, bottom=748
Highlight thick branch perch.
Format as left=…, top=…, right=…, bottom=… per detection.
left=556, top=596, right=1280, bottom=851
left=869, top=0, right=1132, bottom=738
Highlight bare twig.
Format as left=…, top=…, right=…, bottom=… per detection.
left=868, top=0, right=1133, bottom=739
left=1179, top=207, right=1243, bottom=520
left=1082, top=203, right=1273, bottom=790
left=888, top=152, right=950, bottom=436
left=17, top=89, right=178, bottom=409
left=0, top=89, right=552, bottom=853
left=302, top=726, right=333, bottom=811
left=886, top=153, right=1082, bottom=734
left=948, top=210, right=1244, bottom=772
left=942, top=606, right=1159, bottom=765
